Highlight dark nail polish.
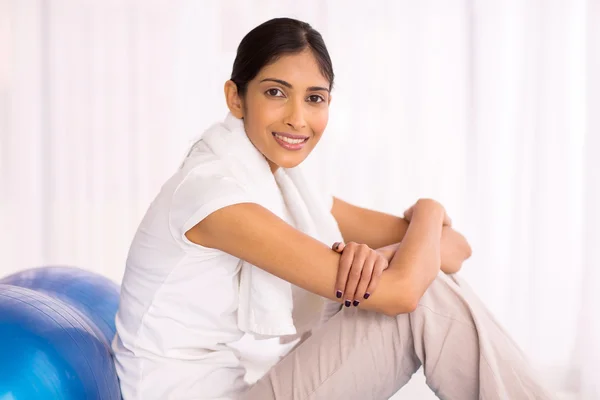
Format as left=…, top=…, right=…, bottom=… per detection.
left=363, top=293, right=371, bottom=299
left=353, top=300, right=360, bottom=307
left=336, top=290, right=342, bottom=299
left=344, top=300, right=351, bottom=307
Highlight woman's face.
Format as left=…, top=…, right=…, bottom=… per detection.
left=226, top=49, right=331, bottom=172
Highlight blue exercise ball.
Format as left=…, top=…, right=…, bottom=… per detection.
left=0, top=284, right=121, bottom=400
left=0, top=266, right=120, bottom=345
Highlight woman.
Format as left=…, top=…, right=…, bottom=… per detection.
left=112, top=17, right=554, bottom=399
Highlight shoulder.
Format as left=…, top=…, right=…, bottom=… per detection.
left=172, top=143, right=252, bottom=207
left=167, top=143, right=256, bottom=247
left=179, top=141, right=235, bottom=180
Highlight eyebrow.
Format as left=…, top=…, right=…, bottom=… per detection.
left=260, top=78, right=330, bottom=93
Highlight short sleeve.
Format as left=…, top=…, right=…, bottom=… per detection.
left=168, top=164, right=255, bottom=249
left=324, top=191, right=334, bottom=213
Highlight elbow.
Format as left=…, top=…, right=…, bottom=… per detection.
left=464, top=241, right=473, bottom=260
left=382, top=288, right=420, bottom=317
left=381, top=269, right=436, bottom=316
left=441, top=243, right=472, bottom=274
left=460, top=235, right=473, bottom=261
left=383, top=296, right=418, bottom=317
left=378, top=268, right=434, bottom=316
left=441, top=260, right=463, bottom=274
left=397, top=296, right=419, bottom=315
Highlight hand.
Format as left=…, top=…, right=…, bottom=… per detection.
left=374, top=243, right=400, bottom=263
left=403, top=199, right=452, bottom=227
left=331, top=241, right=389, bottom=307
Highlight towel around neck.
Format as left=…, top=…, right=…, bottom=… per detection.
left=182, top=113, right=344, bottom=338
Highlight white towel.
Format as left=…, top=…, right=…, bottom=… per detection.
left=183, top=113, right=344, bottom=338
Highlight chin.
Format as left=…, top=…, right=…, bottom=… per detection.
left=273, top=154, right=307, bottom=169
left=277, top=160, right=303, bottom=169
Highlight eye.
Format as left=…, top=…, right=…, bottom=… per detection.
left=307, top=94, right=325, bottom=103
left=266, top=88, right=285, bottom=97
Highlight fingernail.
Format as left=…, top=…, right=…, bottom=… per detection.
left=353, top=300, right=360, bottom=307
left=344, top=300, right=351, bottom=307
left=336, top=290, right=342, bottom=299
left=363, top=293, right=370, bottom=299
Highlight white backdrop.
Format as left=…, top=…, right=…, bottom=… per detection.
left=2, top=0, right=599, bottom=398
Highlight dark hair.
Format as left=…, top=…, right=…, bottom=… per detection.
left=230, top=18, right=334, bottom=96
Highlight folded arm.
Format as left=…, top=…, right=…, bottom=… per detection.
left=184, top=200, right=445, bottom=316
left=331, top=197, right=472, bottom=274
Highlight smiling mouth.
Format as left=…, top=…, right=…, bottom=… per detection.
left=272, top=132, right=309, bottom=144
left=271, top=132, right=309, bottom=151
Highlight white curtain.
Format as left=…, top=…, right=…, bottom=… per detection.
left=1, top=0, right=180, bottom=282
left=2, top=1, right=598, bottom=398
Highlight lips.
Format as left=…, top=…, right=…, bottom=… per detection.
left=272, top=131, right=309, bottom=151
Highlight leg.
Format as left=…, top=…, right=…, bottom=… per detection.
left=241, top=272, right=554, bottom=400
left=414, top=273, right=554, bottom=399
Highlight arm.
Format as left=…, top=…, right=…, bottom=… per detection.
left=387, top=199, right=446, bottom=301
left=375, top=227, right=470, bottom=274
left=331, top=197, right=408, bottom=249
left=184, top=201, right=443, bottom=316
left=331, top=197, right=472, bottom=273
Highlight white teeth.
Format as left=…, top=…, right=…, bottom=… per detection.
left=275, top=134, right=306, bottom=144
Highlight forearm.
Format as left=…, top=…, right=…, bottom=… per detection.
left=332, top=197, right=409, bottom=249
left=331, top=196, right=471, bottom=273
left=387, top=202, right=444, bottom=302
left=377, top=225, right=472, bottom=274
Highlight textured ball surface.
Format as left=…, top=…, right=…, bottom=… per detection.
left=0, top=267, right=121, bottom=400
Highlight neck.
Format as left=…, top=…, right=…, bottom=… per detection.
left=268, top=158, right=279, bottom=174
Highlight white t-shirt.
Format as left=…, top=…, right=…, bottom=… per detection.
left=112, top=143, right=332, bottom=399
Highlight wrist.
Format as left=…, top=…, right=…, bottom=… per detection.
left=376, top=243, right=400, bottom=262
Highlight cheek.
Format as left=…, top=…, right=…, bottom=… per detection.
left=310, top=109, right=329, bottom=136
left=244, top=98, right=269, bottom=131
left=246, top=95, right=280, bottom=126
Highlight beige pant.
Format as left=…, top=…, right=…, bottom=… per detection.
left=241, top=273, right=555, bottom=400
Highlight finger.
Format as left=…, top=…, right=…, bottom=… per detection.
left=343, top=244, right=369, bottom=307
left=353, top=253, right=377, bottom=306
left=332, top=242, right=345, bottom=253
left=334, top=244, right=354, bottom=299
left=364, top=257, right=388, bottom=299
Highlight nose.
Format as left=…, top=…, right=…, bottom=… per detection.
left=283, top=99, right=306, bottom=131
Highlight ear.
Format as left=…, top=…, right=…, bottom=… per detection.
left=224, top=80, right=244, bottom=119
